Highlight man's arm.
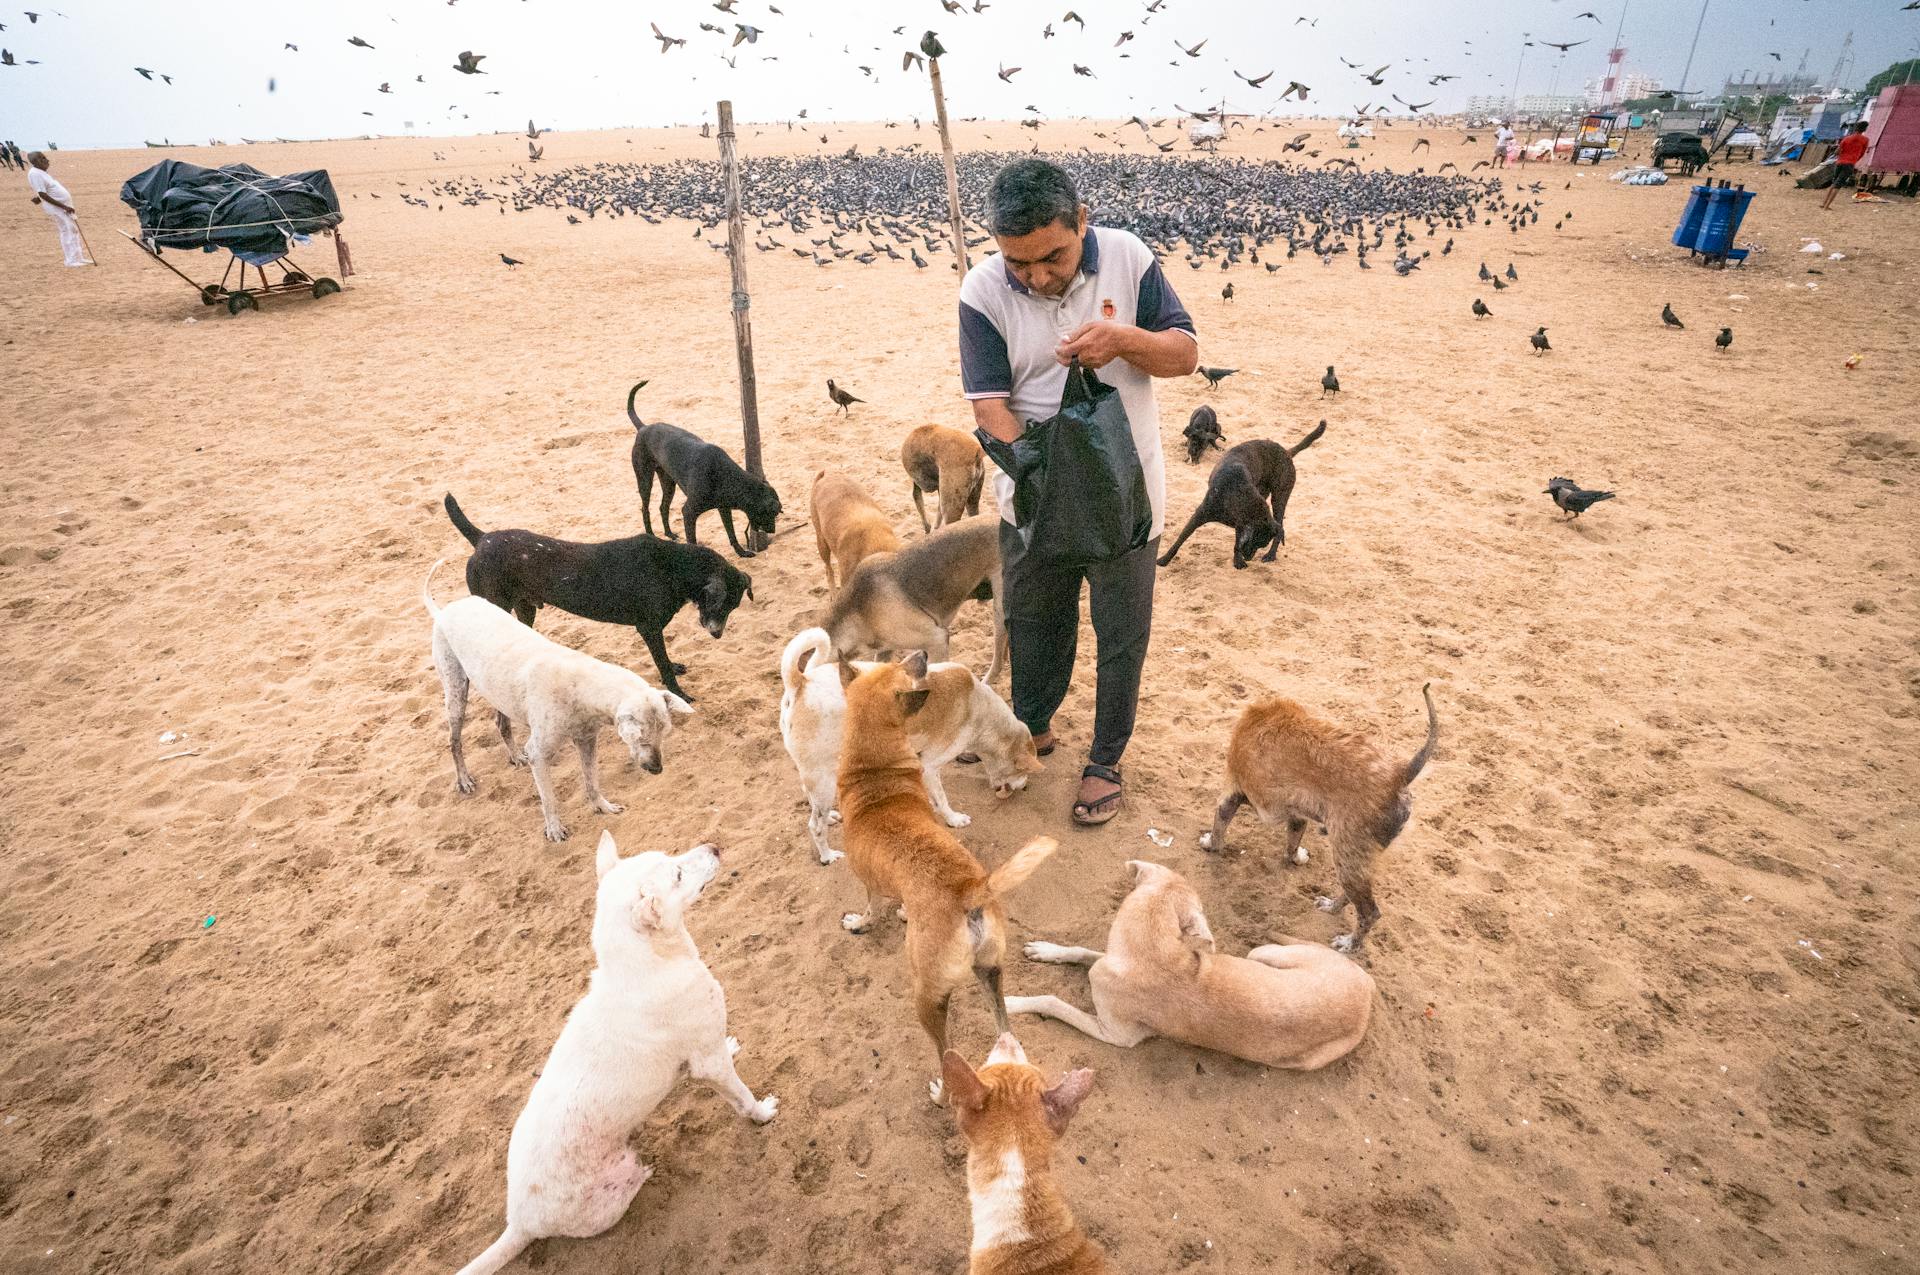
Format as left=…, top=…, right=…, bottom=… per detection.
left=971, top=396, right=1024, bottom=444
left=1055, top=324, right=1197, bottom=377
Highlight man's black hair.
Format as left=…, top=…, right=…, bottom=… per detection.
left=987, top=158, right=1081, bottom=237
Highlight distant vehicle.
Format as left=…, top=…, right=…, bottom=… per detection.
left=1652, top=131, right=1710, bottom=175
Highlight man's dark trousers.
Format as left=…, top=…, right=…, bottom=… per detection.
left=998, top=522, right=1158, bottom=768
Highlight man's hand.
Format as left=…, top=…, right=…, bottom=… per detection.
left=1054, top=321, right=1135, bottom=370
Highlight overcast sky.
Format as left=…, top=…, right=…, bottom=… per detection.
left=3, top=0, right=1912, bottom=149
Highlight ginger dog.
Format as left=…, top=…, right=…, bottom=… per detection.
left=810, top=470, right=902, bottom=590
left=942, top=1033, right=1106, bottom=1275
left=1015, top=861, right=1373, bottom=1068
left=902, top=423, right=986, bottom=532
left=1200, top=683, right=1438, bottom=954
left=837, top=653, right=1058, bottom=1102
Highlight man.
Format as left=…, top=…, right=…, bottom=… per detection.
left=1492, top=121, right=1515, bottom=169
left=958, top=158, right=1198, bottom=825
left=26, top=151, right=92, bottom=267
left=1822, top=121, right=1871, bottom=210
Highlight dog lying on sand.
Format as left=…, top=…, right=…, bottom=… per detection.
left=454, top=833, right=776, bottom=1275
left=1015, top=860, right=1373, bottom=1068
left=425, top=560, right=690, bottom=843
left=780, top=627, right=1042, bottom=864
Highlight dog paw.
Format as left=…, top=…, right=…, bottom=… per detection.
left=1314, top=895, right=1340, bottom=913
left=1331, top=933, right=1358, bottom=954
left=456, top=774, right=476, bottom=795
left=1198, top=831, right=1216, bottom=852
left=895, top=906, right=908, bottom=922
left=596, top=800, right=626, bottom=815
left=726, top=1035, right=742, bottom=1058
left=841, top=913, right=869, bottom=934
left=1292, top=846, right=1310, bottom=865
left=506, top=753, right=529, bottom=768
left=545, top=822, right=571, bottom=843
left=927, top=1077, right=947, bottom=1106
left=827, top=808, right=843, bottom=825
left=943, top=810, right=973, bottom=828
left=670, top=662, right=688, bottom=676
left=817, top=849, right=845, bottom=866
left=1024, top=941, right=1073, bottom=963
left=750, top=1094, right=780, bottom=1124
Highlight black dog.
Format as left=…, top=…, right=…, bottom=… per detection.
left=1183, top=405, right=1224, bottom=463
left=627, top=381, right=781, bottom=558
left=1157, top=421, right=1326, bottom=569
left=445, top=494, right=752, bottom=702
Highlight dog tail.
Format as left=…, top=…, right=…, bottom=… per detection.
left=626, top=379, right=650, bottom=430
left=444, top=493, right=485, bottom=547
left=455, top=1226, right=533, bottom=1275
left=1289, top=419, right=1327, bottom=456
left=984, top=835, right=1059, bottom=900
left=1404, top=682, right=1440, bottom=785
left=781, top=627, right=833, bottom=694
left=423, top=558, right=446, bottom=616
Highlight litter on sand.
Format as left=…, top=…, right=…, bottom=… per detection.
left=201, top=915, right=217, bottom=930
left=1146, top=828, right=1174, bottom=848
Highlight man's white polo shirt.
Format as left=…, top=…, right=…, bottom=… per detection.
left=958, top=225, right=1197, bottom=539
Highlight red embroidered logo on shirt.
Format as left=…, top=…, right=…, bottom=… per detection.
left=1100, top=298, right=1116, bottom=319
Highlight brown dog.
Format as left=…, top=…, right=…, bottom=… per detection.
left=809, top=471, right=902, bottom=590
left=820, top=517, right=1006, bottom=681
left=902, top=424, right=986, bottom=533
left=1200, top=684, right=1438, bottom=954
left=838, top=653, right=1058, bottom=1102
left=941, top=1034, right=1106, bottom=1275
left=1015, top=861, right=1372, bottom=1068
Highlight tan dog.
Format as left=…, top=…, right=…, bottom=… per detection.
left=837, top=653, right=1057, bottom=1102
left=942, top=1033, right=1106, bottom=1275
left=1014, top=861, right=1373, bottom=1069
left=1200, top=684, right=1439, bottom=954
left=810, top=470, right=902, bottom=590
left=780, top=628, right=1042, bottom=864
left=821, top=517, right=1006, bottom=682
left=902, top=423, right=987, bottom=532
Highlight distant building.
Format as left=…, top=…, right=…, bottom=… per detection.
left=1515, top=93, right=1587, bottom=118
left=1722, top=72, right=1817, bottom=99
left=1584, top=71, right=1663, bottom=105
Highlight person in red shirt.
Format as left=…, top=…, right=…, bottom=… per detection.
left=1824, top=122, right=1872, bottom=209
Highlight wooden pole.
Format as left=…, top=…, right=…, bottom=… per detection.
left=715, top=100, right=768, bottom=550
left=927, top=59, right=971, bottom=274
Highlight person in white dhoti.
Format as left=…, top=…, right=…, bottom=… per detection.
left=26, top=152, right=92, bottom=267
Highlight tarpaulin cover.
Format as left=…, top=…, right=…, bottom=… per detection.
left=119, top=161, right=343, bottom=257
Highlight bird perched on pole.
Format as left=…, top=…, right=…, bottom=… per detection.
left=920, top=30, right=946, bottom=59
left=826, top=379, right=863, bottom=415
left=1543, top=477, right=1614, bottom=519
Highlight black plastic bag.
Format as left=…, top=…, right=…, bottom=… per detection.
left=977, top=360, right=1152, bottom=567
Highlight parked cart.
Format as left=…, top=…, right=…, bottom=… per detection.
left=118, top=160, right=353, bottom=315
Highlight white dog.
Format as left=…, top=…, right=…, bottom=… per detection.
left=455, top=831, right=778, bottom=1275
left=778, top=627, right=1043, bottom=865
left=425, top=560, right=692, bottom=842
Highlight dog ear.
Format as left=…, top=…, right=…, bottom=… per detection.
left=633, top=894, right=665, bottom=931
left=941, top=1050, right=988, bottom=1113
left=664, top=691, right=695, bottom=717
left=897, top=688, right=931, bottom=717
left=596, top=830, right=620, bottom=880
left=837, top=658, right=859, bottom=689
left=900, top=649, right=929, bottom=681
left=1042, top=1068, right=1096, bottom=1134
left=744, top=576, right=755, bottom=603
left=1179, top=903, right=1216, bottom=955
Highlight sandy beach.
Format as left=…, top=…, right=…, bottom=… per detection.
left=1, top=118, right=1916, bottom=1274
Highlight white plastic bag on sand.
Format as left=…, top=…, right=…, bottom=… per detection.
left=1800, top=241, right=1823, bottom=254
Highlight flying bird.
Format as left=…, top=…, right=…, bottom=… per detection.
left=452, top=50, right=485, bottom=74
left=1176, top=38, right=1208, bottom=57
left=1235, top=69, right=1273, bottom=87
left=1114, top=31, right=1133, bottom=47
left=902, top=50, right=924, bottom=71
left=998, top=62, right=1020, bottom=81
left=1541, top=40, right=1589, bottom=52
left=1544, top=477, right=1614, bottom=519
left=733, top=24, right=761, bottom=46
left=1062, top=10, right=1085, bottom=28
left=651, top=22, right=686, bottom=52
left=1363, top=64, right=1390, bottom=85
left=347, top=36, right=373, bottom=49
left=1073, top=63, right=1095, bottom=77
left=1280, top=80, right=1310, bottom=100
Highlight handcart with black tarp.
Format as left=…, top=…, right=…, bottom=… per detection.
left=118, top=160, right=355, bottom=314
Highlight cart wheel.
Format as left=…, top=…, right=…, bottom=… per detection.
left=311, top=277, right=341, bottom=299
left=227, top=292, right=258, bottom=315
left=200, top=285, right=223, bottom=306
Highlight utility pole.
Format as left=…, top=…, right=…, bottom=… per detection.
left=714, top=100, right=766, bottom=548
left=1678, top=0, right=1711, bottom=98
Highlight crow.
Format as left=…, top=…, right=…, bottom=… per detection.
left=1531, top=326, right=1551, bottom=354
left=827, top=380, right=863, bottom=414
left=1197, top=365, right=1237, bottom=388
left=499, top=254, right=523, bottom=267
left=1321, top=365, right=1340, bottom=397
left=1544, top=477, right=1613, bottom=518
left=1716, top=327, right=1733, bottom=352
left=1661, top=303, right=1684, bottom=329
left=921, top=30, right=946, bottom=59
left=1221, top=281, right=1234, bottom=302
left=1472, top=297, right=1491, bottom=319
